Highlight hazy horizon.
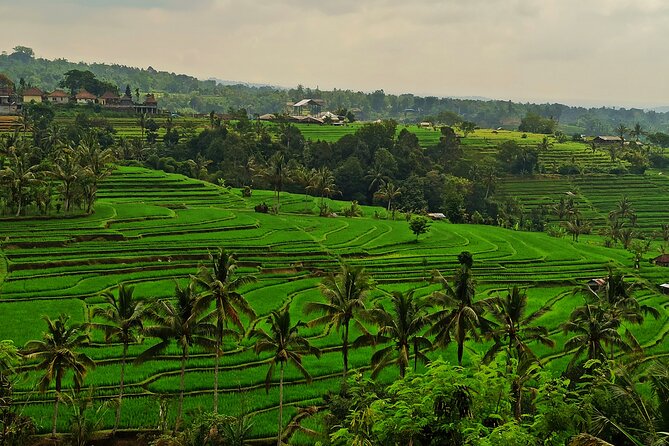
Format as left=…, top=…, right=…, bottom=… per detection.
left=3, top=0, right=669, bottom=110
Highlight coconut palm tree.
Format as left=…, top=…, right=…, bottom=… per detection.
left=51, top=146, right=83, bottom=213
left=0, top=145, right=42, bottom=216
left=193, top=248, right=257, bottom=413
left=22, top=314, right=94, bottom=437
left=249, top=307, right=320, bottom=446
left=358, top=290, right=432, bottom=378
left=427, top=265, right=490, bottom=366
left=374, top=181, right=402, bottom=215
left=307, top=167, right=338, bottom=211
left=77, top=134, right=115, bottom=212
left=304, top=264, right=373, bottom=378
left=584, top=269, right=659, bottom=359
left=90, top=284, right=149, bottom=434
left=291, top=164, right=316, bottom=212
left=630, top=122, right=644, bottom=142
left=135, top=282, right=216, bottom=432
left=562, top=304, right=634, bottom=368
left=254, top=151, right=289, bottom=213
left=482, top=286, right=554, bottom=363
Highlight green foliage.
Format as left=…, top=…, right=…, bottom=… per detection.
left=408, top=215, right=431, bottom=241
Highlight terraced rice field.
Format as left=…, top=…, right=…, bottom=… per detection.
left=499, top=172, right=669, bottom=235
left=1, top=166, right=668, bottom=440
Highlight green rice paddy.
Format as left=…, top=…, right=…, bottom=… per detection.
left=1, top=165, right=668, bottom=440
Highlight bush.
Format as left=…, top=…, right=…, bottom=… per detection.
left=557, top=164, right=581, bottom=175
left=546, top=224, right=566, bottom=238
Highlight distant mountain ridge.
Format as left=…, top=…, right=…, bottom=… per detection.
left=2, top=47, right=669, bottom=133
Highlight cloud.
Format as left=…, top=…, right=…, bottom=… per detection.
left=3, top=0, right=669, bottom=106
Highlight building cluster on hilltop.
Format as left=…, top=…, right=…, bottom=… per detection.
left=0, top=84, right=159, bottom=115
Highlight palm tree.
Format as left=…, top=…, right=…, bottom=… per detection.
left=22, top=314, right=94, bottom=437
left=564, top=218, right=591, bottom=242
left=304, top=264, right=373, bottom=377
left=630, top=122, right=644, bottom=142
left=255, top=152, right=290, bottom=213
left=537, top=136, right=552, bottom=152
left=249, top=307, right=320, bottom=446
left=51, top=146, right=83, bottom=213
left=562, top=304, right=633, bottom=368
left=427, top=265, right=489, bottom=366
left=90, top=284, right=149, bottom=434
left=483, top=286, right=554, bottom=363
left=291, top=164, right=316, bottom=212
left=194, top=248, right=257, bottom=413
left=374, top=181, right=402, bottom=214
left=307, top=167, right=338, bottom=211
left=584, top=269, right=660, bottom=358
left=136, top=282, right=216, bottom=432
left=615, top=123, right=628, bottom=142
left=77, top=134, right=115, bottom=213
left=0, top=145, right=42, bottom=216
left=358, top=290, right=432, bottom=378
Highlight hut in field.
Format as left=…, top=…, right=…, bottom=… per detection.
left=653, top=254, right=669, bottom=267
left=659, top=283, right=669, bottom=294
left=258, top=113, right=276, bottom=121
left=593, top=136, right=622, bottom=144
left=292, top=98, right=324, bottom=116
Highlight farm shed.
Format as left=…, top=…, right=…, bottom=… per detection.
left=587, top=278, right=607, bottom=288
left=427, top=213, right=447, bottom=220
left=593, top=136, right=622, bottom=144
left=660, top=283, right=669, bottom=294
left=653, top=254, right=669, bottom=267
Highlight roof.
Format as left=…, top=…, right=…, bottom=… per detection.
left=23, top=87, right=43, bottom=96
left=258, top=113, right=275, bottom=120
left=144, top=94, right=157, bottom=104
left=427, top=213, right=447, bottom=219
left=594, top=136, right=622, bottom=141
left=0, top=87, right=12, bottom=97
left=293, top=98, right=323, bottom=107
left=654, top=254, right=669, bottom=263
left=100, top=91, right=119, bottom=99
left=75, top=89, right=97, bottom=100
left=588, top=278, right=607, bottom=287
left=660, top=283, right=669, bottom=289
left=48, top=89, right=69, bottom=98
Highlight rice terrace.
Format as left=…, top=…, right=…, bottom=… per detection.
left=2, top=11, right=669, bottom=446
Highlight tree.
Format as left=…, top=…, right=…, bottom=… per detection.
left=307, top=166, right=339, bottom=213
left=194, top=248, right=257, bottom=413
left=51, top=146, right=83, bottom=213
left=583, top=269, right=659, bottom=357
left=374, top=180, right=402, bottom=215
left=90, top=284, right=149, bottom=434
left=0, top=145, right=42, bottom=216
left=427, top=263, right=489, bottom=366
left=250, top=307, right=320, bottom=446
left=564, top=218, right=591, bottom=242
left=409, top=215, right=431, bottom=241
left=459, top=121, right=477, bottom=137
left=136, top=282, right=216, bottom=432
left=22, top=314, right=94, bottom=437
left=358, top=290, right=432, bottom=378
left=630, top=122, right=644, bottom=142
left=483, top=286, right=554, bottom=364
left=305, top=264, right=373, bottom=377
left=77, top=134, right=115, bottom=213
left=255, top=152, right=290, bottom=213
left=562, top=304, right=633, bottom=368
left=518, top=112, right=556, bottom=134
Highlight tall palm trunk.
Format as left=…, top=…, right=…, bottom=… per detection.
left=52, top=377, right=62, bottom=437
left=277, top=363, right=284, bottom=446
left=413, top=340, right=419, bottom=372
left=114, top=342, right=128, bottom=434
left=213, top=323, right=223, bottom=413
left=342, top=322, right=349, bottom=378
left=14, top=195, right=21, bottom=217
left=512, top=379, right=522, bottom=420
left=457, top=341, right=464, bottom=367
left=175, top=347, right=186, bottom=433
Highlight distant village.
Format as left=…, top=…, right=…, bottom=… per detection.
left=0, top=84, right=159, bottom=115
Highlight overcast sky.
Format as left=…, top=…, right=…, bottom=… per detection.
left=2, top=0, right=669, bottom=108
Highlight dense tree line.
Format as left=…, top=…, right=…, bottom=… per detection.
left=1, top=251, right=666, bottom=445
left=5, top=46, right=669, bottom=132
left=0, top=105, right=116, bottom=216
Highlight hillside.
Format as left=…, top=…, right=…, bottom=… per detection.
left=3, top=47, right=669, bottom=133
left=1, top=166, right=667, bottom=440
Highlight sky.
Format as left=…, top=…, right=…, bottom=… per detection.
left=2, top=0, right=669, bottom=108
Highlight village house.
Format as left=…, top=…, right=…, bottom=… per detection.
left=47, top=89, right=69, bottom=104
left=75, top=89, right=97, bottom=104
left=99, top=91, right=120, bottom=106
left=22, top=87, right=44, bottom=103
left=134, top=94, right=158, bottom=114
left=593, top=136, right=623, bottom=144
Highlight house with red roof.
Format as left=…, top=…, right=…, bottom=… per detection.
left=47, top=89, right=70, bottom=104
left=23, top=87, right=44, bottom=103
left=75, top=89, right=97, bottom=104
